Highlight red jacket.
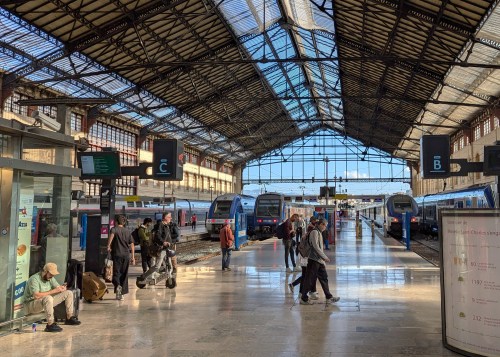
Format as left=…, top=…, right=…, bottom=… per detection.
left=219, top=225, right=234, bottom=248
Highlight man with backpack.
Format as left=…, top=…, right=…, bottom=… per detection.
left=300, top=218, right=340, bottom=305
left=280, top=213, right=300, bottom=273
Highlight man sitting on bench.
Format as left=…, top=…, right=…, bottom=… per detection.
left=23, top=262, right=81, bottom=332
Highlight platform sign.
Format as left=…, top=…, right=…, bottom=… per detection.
left=440, top=209, right=500, bottom=357
left=420, top=135, right=450, bottom=178
left=153, top=139, right=184, bottom=181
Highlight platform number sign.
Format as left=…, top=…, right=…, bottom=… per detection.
left=153, top=139, right=184, bottom=181
left=420, top=135, right=450, bottom=179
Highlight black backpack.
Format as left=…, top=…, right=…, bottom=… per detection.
left=131, top=228, right=140, bottom=245
left=275, top=222, right=287, bottom=239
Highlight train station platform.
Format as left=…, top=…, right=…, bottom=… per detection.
left=0, top=220, right=457, bottom=356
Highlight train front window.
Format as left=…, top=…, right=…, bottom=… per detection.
left=394, top=200, right=411, bottom=210
left=213, top=201, right=232, bottom=217
left=256, top=199, right=280, bottom=216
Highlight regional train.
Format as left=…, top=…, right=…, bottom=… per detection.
left=206, top=193, right=256, bottom=240
left=28, top=195, right=211, bottom=244
left=358, top=194, right=419, bottom=235
left=413, top=185, right=495, bottom=237
left=71, top=196, right=212, bottom=229
left=253, top=193, right=316, bottom=239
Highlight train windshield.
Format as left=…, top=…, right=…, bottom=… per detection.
left=256, top=199, right=280, bottom=216
left=394, top=200, right=411, bottom=210
left=213, top=200, right=232, bottom=217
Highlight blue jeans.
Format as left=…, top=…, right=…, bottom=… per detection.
left=221, top=248, right=232, bottom=269
left=283, top=239, right=296, bottom=268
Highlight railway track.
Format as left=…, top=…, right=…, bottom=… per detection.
left=389, top=232, right=441, bottom=267
left=409, top=239, right=440, bottom=267
left=176, top=239, right=221, bottom=264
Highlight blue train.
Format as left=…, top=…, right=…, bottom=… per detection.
left=359, top=195, right=418, bottom=235
left=253, top=193, right=315, bottom=240
left=413, top=185, right=495, bottom=236
left=206, top=193, right=256, bottom=241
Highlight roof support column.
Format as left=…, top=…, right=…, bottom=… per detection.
left=233, top=164, right=244, bottom=194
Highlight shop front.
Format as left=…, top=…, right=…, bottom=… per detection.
left=0, top=118, right=79, bottom=331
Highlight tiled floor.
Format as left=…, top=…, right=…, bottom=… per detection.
left=1, top=220, right=461, bottom=356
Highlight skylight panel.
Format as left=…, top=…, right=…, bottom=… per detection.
left=0, top=53, right=24, bottom=71
left=0, top=10, right=63, bottom=58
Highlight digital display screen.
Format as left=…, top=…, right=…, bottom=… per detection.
left=77, top=151, right=121, bottom=179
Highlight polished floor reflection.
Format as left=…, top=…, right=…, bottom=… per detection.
left=1, top=220, right=460, bottom=356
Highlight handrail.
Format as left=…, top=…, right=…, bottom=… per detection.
left=0, top=316, right=26, bottom=335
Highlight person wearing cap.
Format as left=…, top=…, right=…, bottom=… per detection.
left=23, top=262, right=81, bottom=332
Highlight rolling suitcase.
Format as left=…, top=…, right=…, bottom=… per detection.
left=82, top=271, right=108, bottom=302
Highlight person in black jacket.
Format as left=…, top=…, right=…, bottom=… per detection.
left=139, top=212, right=173, bottom=282
left=167, top=219, right=180, bottom=272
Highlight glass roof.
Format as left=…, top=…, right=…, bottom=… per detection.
left=216, top=0, right=342, bottom=133
left=0, top=1, right=345, bottom=160
left=0, top=7, right=245, bottom=157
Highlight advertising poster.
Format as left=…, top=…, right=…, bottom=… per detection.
left=441, top=210, right=500, bottom=356
left=13, top=185, right=34, bottom=316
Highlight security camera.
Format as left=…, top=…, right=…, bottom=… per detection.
left=32, top=110, right=61, bottom=132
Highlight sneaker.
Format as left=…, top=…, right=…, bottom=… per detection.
left=286, top=267, right=292, bottom=273
left=116, top=286, right=122, bottom=300
left=44, top=323, right=62, bottom=332
left=65, top=316, right=81, bottom=325
left=226, top=267, right=231, bottom=271
left=294, top=266, right=301, bottom=272
left=299, top=298, right=314, bottom=305
left=288, top=283, right=294, bottom=293
left=326, top=296, right=340, bottom=304
left=309, top=292, right=319, bottom=300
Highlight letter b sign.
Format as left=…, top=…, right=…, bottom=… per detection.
left=420, top=136, right=450, bottom=179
